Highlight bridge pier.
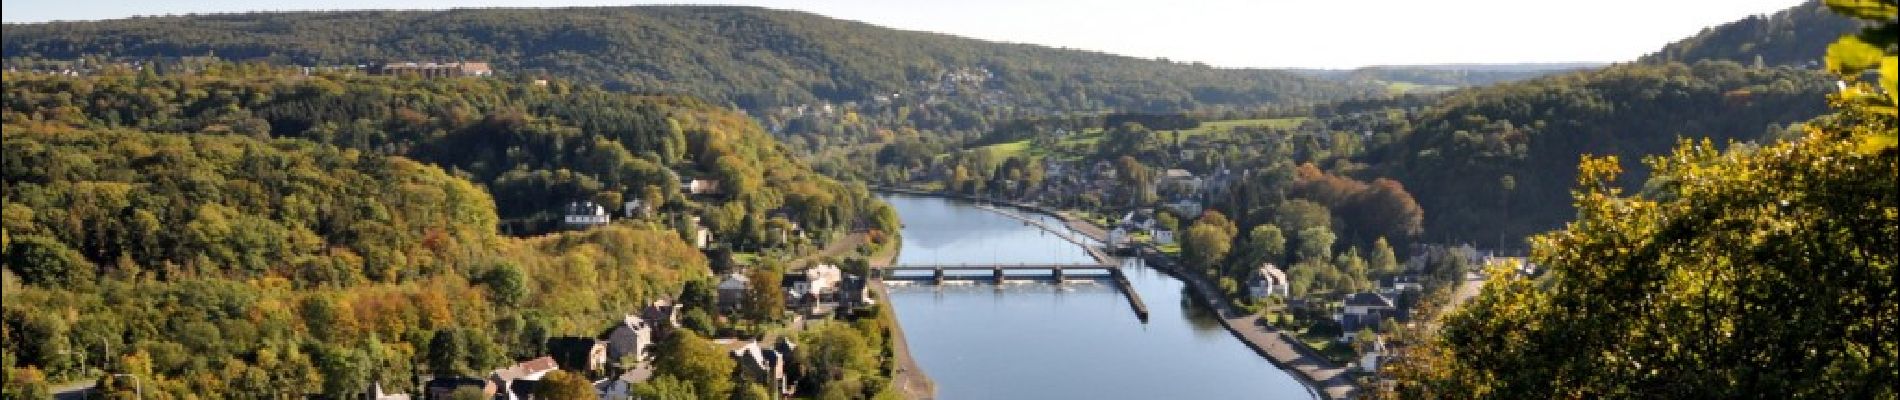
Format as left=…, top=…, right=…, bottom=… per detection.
left=994, top=266, right=1006, bottom=284
left=1053, top=265, right=1065, bottom=284
left=934, top=267, right=945, bottom=285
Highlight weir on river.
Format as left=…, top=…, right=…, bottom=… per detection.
left=878, top=193, right=1315, bottom=399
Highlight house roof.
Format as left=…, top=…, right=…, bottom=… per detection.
left=491, top=356, right=559, bottom=382
left=718, top=273, right=751, bottom=290
left=1345, top=292, right=1395, bottom=308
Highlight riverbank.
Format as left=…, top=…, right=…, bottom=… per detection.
left=1046, top=205, right=1361, bottom=399
left=1139, top=249, right=1361, bottom=400
left=873, top=187, right=1358, bottom=399
left=864, top=232, right=936, bottom=400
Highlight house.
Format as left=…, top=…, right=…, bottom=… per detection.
left=717, top=272, right=752, bottom=311
left=623, top=200, right=649, bottom=218
left=1358, top=338, right=1387, bottom=373
left=641, top=299, right=682, bottom=339
left=839, top=275, right=874, bottom=312
left=687, top=179, right=723, bottom=196
left=1153, top=230, right=1176, bottom=245
left=485, top=356, right=559, bottom=400
left=545, top=336, right=608, bottom=374
left=1119, top=209, right=1155, bottom=232
left=1337, top=292, right=1397, bottom=342
left=787, top=264, right=843, bottom=305
left=731, top=341, right=793, bottom=398
left=1163, top=199, right=1203, bottom=218
left=1157, top=169, right=1205, bottom=197
left=695, top=226, right=715, bottom=250
left=375, top=61, right=492, bottom=78
left=604, top=314, right=653, bottom=369
left=564, top=201, right=611, bottom=228
left=595, top=365, right=653, bottom=400
left=1248, top=263, right=1290, bottom=300
left=1379, top=274, right=1425, bottom=295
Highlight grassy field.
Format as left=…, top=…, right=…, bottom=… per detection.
left=1379, top=80, right=1458, bottom=94
left=960, top=117, right=1310, bottom=161
left=1167, top=117, right=1309, bottom=142
left=976, top=139, right=1034, bottom=159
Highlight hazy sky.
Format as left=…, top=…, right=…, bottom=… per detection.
left=1, top=0, right=1806, bottom=69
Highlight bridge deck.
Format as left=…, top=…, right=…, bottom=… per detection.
left=885, top=263, right=1114, bottom=271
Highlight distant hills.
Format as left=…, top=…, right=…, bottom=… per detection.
left=1642, top=0, right=1863, bottom=67
left=0, top=6, right=1379, bottom=116
left=1289, top=63, right=1606, bottom=93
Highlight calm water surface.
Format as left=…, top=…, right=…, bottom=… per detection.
left=881, top=194, right=1314, bottom=399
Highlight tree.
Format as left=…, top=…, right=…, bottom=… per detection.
left=1275, top=199, right=1332, bottom=237
left=535, top=370, right=597, bottom=400
left=1248, top=224, right=1288, bottom=268
left=632, top=375, right=700, bottom=400
left=1155, top=211, right=1181, bottom=233
left=796, top=323, right=878, bottom=397
left=1368, top=237, right=1400, bottom=277
left=482, top=262, right=529, bottom=306
left=313, top=343, right=368, bottom=399
left=1295, top=227, right=1335, bottom=263
left=4, top=235, right=94, bottom=287
left=427, top=328, right=468, bottom=375
left=652, top=331, right=736, bottom=399
left=745, top=266, right=786, bottom=324
left=1182, top=222, right=1234, bottom=273
left=1389, top=103, right=1897, bottom=398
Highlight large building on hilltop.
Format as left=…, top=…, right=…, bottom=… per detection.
left=374, top=61, right=492, bottom=78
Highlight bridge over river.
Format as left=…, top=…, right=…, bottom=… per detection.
left=879, top=262, right=1149, bottom=321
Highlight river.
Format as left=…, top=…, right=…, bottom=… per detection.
left=880, top=194, right=1314, bottom=399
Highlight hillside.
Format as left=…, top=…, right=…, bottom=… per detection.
left=1, top=65, right=902, bottom=397
left=1376, top=61, right=1834, bottom=246
left=0, top=6, right=1380, bottom=120
left=1642, top=0, right=1863, bottom=67
left=1, top=66, right=890, bottom=240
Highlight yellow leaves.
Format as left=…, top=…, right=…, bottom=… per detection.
left=1826, top=35, right=1884, bottom=77
left=1824, top=0, right=1900, bottom=21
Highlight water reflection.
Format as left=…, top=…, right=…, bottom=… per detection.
left=881, top=194, right=1312, bottom=400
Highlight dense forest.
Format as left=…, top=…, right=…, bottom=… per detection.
left=1, top=66, right=903, bottom=398
left=1375, top=61, right=1835, bottom=246
left=0, top=65, right=890, bottom=241
left=0, top=6, right=1382, bottom=142
left=1642, top=0, right=1862, bottom=67
left=2, top=126, right=711, bottom=398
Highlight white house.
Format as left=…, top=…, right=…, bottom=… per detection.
left=1248, top=263, right=1290, bottom=299
left=1337, top=292, right=1396, bottom=341
left=695, top=226, right=715, bottom=249
left=564, top=201, right=610, bottom=228
left=794, top=264, right=843, bottom=303
left=1153, top=230, right=1176, bottom=245
left=487, top=356, right=559, bottom=400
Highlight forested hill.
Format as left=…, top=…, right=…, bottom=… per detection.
left=2, top=65, right=900, bottom=397
left=1373, top=61, right=1834, bottom=246
left=2, top=66, right=892, bottom=241
left=1641, top=0, right=1862, bottom=67
left=0, top=6, right=1379, bottom=113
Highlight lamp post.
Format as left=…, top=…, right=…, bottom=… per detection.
left=110, top=373, right=141, bottom=400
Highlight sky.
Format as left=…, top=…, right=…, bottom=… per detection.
left=0, top=0, right=1806, bottom=69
